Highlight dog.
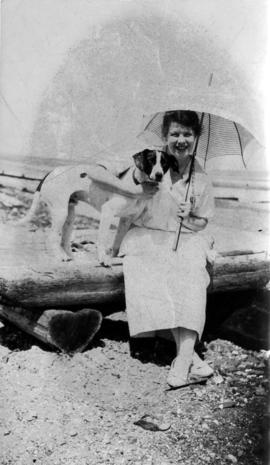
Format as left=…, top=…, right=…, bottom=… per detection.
left=17, top=148, right=171, bottom=266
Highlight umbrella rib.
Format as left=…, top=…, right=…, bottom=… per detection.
left=142, top=113, right=160, bottom=133
left=234, top=122, right=246, bottom=168
left=204, top=113, right=211, bottom=168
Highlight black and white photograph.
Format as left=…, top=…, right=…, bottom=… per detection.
left=0, top=1, right=269, bottom=464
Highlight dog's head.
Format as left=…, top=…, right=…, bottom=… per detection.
left=133, top=148, right=171, bottom=182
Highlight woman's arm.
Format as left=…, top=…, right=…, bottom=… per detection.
left=87, top=165, right=158, bottom=199
left=175, top=175, right=214, bottom=232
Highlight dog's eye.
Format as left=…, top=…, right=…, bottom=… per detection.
left=160, top=153, right=169, bottom=162
left=145, top=152, right=156, bottom=161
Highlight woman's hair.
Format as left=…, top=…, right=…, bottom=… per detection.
left=161, top=110, right=201, bottom=138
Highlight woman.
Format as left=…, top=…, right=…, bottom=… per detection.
left=119, top=110, right=215, bottom=388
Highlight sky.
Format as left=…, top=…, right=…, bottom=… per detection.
left=0, top=0, right=268, bottom=170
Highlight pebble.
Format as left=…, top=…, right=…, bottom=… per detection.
left=260, top=350, right=270, bottom=360
left=213, top=375, right=224, bottom=385
left=255, top=386, right=266, bottom=396
left=25, top=412, right=38, bottom=421
left=195, top=390, right=204, bottom=398
left=226, top=454, right=237, bottom=463
left=218, top=400, right=236, bottom=409
left=201, top=422, right=209, bottom=430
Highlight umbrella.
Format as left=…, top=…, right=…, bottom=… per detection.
left=137, top=108, right=256, bottom=250
left=138, top=111, right=254, bottom=170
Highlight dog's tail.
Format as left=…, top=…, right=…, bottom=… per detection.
left=16, top=191, right=41, bottom=225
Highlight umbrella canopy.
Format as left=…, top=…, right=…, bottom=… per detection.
left=138, top=110, right=254, bottom=169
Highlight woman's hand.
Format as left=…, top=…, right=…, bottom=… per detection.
left=176, top=201, right=192, bottom=220
left=176, top=201, right=208, bottom=232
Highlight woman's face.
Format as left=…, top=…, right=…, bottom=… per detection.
left=165, top=122, right=195, bottom=162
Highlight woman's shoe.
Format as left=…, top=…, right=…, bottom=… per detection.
left=190, top=352, right=214, bottom=378
left=167, top=360, right=209, bottom=390
left=167, top=357, right=190, bottom=388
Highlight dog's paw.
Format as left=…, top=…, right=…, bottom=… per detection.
left=100, top=256, right=113, bottom=268
left=61, top=255, right=73, bottom=262
left=56, top=249, right=73, bottom=262
left=111, top=246, right=120, bottom=258
left=98, top=251, right=112, bottom=267
left=206, top=249, right=218, bottom=264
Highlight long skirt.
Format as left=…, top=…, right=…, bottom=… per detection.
left=119, top=227, right=211, bottom=339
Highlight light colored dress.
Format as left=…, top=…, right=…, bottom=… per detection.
left=119, top=159, right=215, bottom=339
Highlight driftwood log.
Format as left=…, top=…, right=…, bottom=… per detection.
left=0, top=223, right=269, bottom=351
left=0, top=224, right=269, bottom=307
left=0, top=249, right=269, bottom=309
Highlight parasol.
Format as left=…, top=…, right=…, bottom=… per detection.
left=138, top=110, right=254, bottom=170
left=137, top=108, right=256, bottom=250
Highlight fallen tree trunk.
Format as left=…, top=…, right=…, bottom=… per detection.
left=0, top=224, right=269, bottom=309
left=0, top=251, right=269, bottom=353
left=0, top=251, right=269, bottom=309
left=0, top=224, right=269, bottom=352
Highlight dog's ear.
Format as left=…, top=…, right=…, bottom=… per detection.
left=133, top=150, right=148, bottom=171
left=168, top=155, right=179, bottom=173
left=160, top=152, right=171, bottom=174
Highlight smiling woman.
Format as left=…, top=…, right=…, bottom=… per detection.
left=118, top=110, right=215, bottom=389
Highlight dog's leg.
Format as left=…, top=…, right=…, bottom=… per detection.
left=47, top=205, right=72, bottom=261
left=61, top=200, right=76, bottom=258
left=15, top=191, right=41, bottom=225
left=111, top=217, right=133, bottom=257
left=97, top=203, right=116, bottom=267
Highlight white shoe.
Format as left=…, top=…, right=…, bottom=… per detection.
left=167, top=356, right=190, bottom=388
left=190, top=352, right=214, bottom=378
left=167, top=355, right=210, bottom=389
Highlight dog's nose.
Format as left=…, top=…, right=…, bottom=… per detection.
left=154, top=173, right=163, bottom=182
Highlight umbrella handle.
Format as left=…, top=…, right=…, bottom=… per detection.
left=172, top=180, right=190, bottom=251
left=172, top=217, right=184, bottom=251
left=172, top=112, right=205, bottom=252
